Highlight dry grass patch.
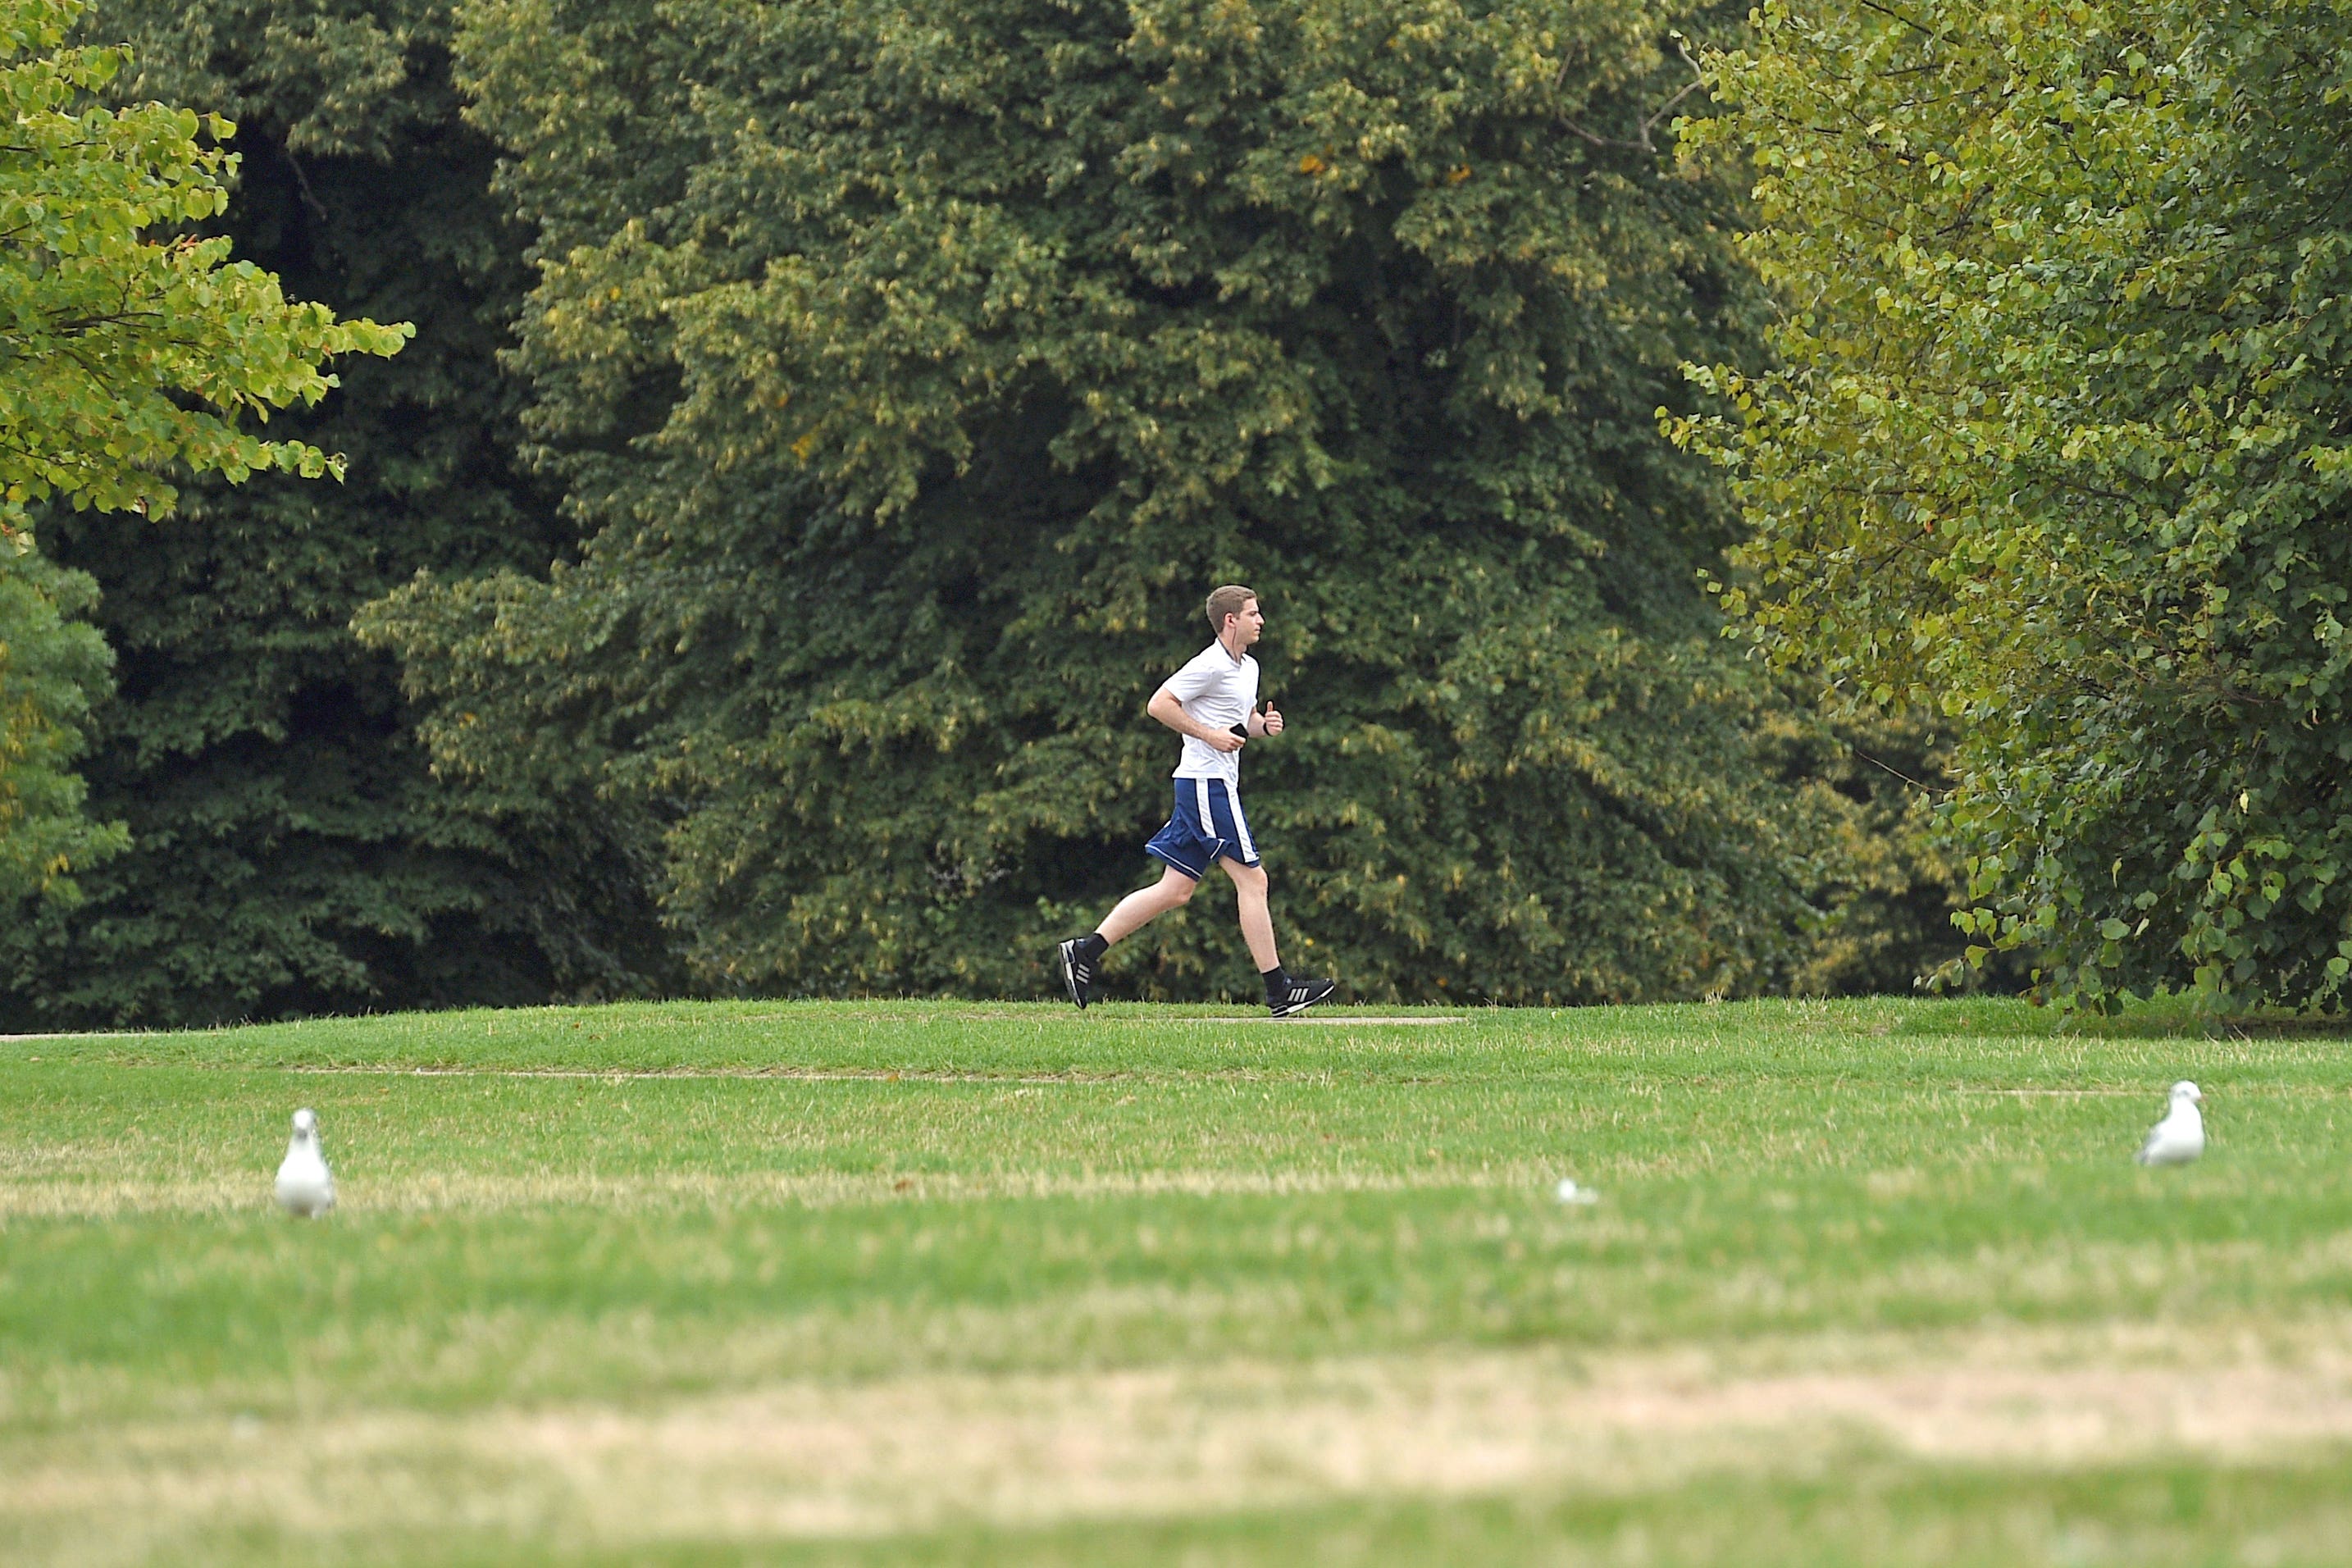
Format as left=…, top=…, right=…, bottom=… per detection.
left=9, top=1320, right=2352, bottom=1560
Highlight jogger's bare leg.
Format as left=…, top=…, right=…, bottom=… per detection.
left=1221, top=858, right=1279, bottom=973
left=1096, top=865, right=1197, bottom=945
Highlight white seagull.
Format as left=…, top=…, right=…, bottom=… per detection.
left=275, top=1108, right=337, bottom=1216
left=2135, top=1081, right=2205, bottom=1167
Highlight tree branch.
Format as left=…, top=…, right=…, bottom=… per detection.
left=1561, top=41, right=1707, bottom=153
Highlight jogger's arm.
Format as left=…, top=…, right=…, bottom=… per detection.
left=1149, top=684, right=1244, bottom=751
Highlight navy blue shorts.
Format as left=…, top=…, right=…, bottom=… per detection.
left=1144, top=778, right=1260, bottom=879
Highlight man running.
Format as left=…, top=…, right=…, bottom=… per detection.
left=1057, top=585, right=1338, bottom=1018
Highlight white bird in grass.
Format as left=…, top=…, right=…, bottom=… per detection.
left=2135, top=1081, right=2205, bottom=1167
left=1555, top=1178, right=1599, bottom=1206
left=275, top=1108, right=336, bottom=1216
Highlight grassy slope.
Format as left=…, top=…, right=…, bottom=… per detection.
left=4, top=997, right=2351, bottom=1564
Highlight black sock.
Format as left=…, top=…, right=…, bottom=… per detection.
left=1262, top=965, right=1288, bottom=1001
left=1076, top=932, right=1109, bottom=964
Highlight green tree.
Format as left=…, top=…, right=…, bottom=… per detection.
left=1675, top=0, right=2352, bottom=1010
left=0, top=0, right=401, bottom=907
left=362, top=0, right=1870, bottom=1003
left=0, top=0, right=677, bottom=1025
left=0, top=551, right=123, bottom=901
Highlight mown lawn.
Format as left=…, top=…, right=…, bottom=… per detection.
left=5, top=997, right=2351, bottom=1565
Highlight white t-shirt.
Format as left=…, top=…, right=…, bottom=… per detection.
left=1163, top=640, right=1259, bottom=785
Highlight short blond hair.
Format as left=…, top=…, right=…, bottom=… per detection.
left=1205, top=584, right=1256, bottom=633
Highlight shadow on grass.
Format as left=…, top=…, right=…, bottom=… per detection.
left=2055, top=996, right=2352, bottom=1042
left=1871, top=990, right=2352, bottom=1042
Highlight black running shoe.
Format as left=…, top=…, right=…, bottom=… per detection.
left=1057, top=937, right=1097, bottom=1010
left=1268, top=976, right=1337, bottom=1018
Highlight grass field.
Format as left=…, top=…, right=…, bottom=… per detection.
left=6, top=996, right=2352, bottom=1565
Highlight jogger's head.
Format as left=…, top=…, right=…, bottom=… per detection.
left=1206, top=585, right=1261, bottom=647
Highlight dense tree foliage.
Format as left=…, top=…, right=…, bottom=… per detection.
left=360, top=0, right=1880, bottom=1004
left=0, top=0, right=400, bottom=909
left=0, top=0, right=676, bottom=1025
left=0, top=551, right=122, bottom=901
left=1676, top=0, right=2352, bottom=1010
left=0, top=0, right=398, bottom=537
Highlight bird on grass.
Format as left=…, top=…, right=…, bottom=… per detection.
left=275, top=1108, right=336, bottom=1216
left=2135, top=1081, right=2204, bottom=1167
